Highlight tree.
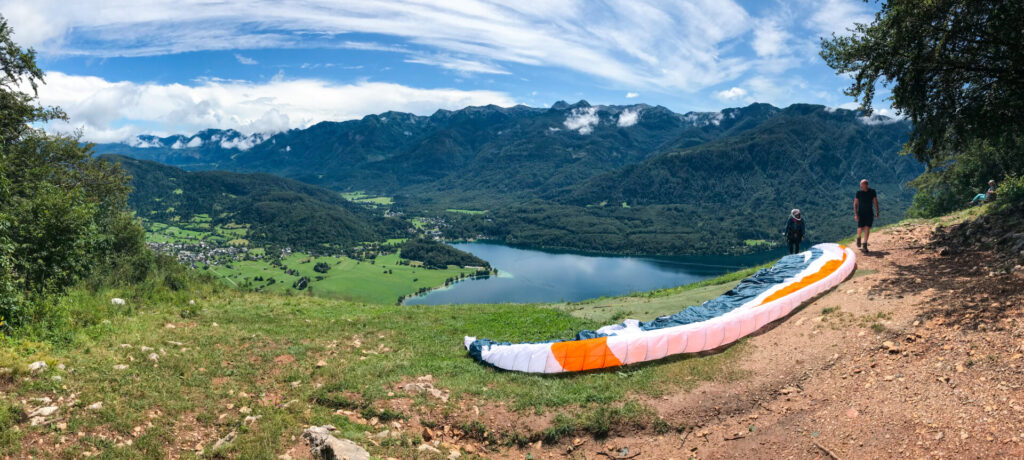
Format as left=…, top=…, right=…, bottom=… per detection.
left=0, top=15, right=154, bottom=329
left=820, top=0, right=1024, bottom=215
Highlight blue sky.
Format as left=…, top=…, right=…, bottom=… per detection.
left=2, top=0, right=888, bottom=142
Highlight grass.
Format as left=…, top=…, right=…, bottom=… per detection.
left=0, top=289, right=750, bottom=458
left=445, top=209, right=487, bottom=215
left=340, top=191, right=394, bottom=206
left=211, top=251, right=471, bottom=305
left=554, top=281, right=741, bottom=324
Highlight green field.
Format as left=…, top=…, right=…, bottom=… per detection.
left=445, top=208, right=487, bottom=215
left=208, top=252, right=473, bottom=305
left=146, top=220, right=250, bottom=246
left=553, top=281, right=741, bottom=324
left=340, top=191, right=394, bottom=206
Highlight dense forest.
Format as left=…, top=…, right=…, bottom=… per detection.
left=106, top=155, right=409, bottom=252
left=399, top=239, right=490, bottom=269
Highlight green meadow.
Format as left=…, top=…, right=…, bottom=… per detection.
left=340, top=191, right=394, bottom=206
left=210, top=252, right=477, bottom=305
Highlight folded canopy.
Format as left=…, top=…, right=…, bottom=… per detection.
left=465, top=243, right=855, bottom=373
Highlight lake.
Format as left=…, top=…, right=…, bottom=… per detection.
left=403, top=242, right=786, bottom=305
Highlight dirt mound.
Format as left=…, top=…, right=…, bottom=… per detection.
left=930, top=204, right=1024, bottom=272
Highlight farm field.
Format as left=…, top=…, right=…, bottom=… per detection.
left=340, top=191, right=394, bottom=206
left=208, top=252, right=479, bottom=305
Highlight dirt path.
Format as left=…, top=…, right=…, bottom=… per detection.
left=501, top=223, right=1024, bottom=459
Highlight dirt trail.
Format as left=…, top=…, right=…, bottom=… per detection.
left=501, top=222, right=1024, bottom=459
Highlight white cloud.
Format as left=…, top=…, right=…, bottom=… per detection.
left=1, top=0, right=755, bottom=91
left=858, top=114, right=901, bottom=126
left=234, top=53, right=258, bottom=65
left=219, top=133, right=267, bottom=150
left=127, top=136, right=162, bottom=148
left=715, top=86, right=747, bottom=101
left=751, top=18, right=792, bottom=58
left=625, top=92, right=639, bottom=98
left=404, top=54, right=509, bottom=75
left=36, top=72, right=517, bottom=142
left=563, top=107, right=599, bottom=135
left=806, top=0, right=874, bottom=37
left=617, top=108, right=640, bottom=127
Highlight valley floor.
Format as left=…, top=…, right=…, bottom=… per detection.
left=2, top=216, right=1022, bottom=459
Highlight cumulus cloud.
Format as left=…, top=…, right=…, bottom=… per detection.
left=1, top=0, right=755, bottom=91
left=35, top=72, right=517, bottom=142
left=234, top=53, right=257, bottom=65
left=563, top=107, right=599, bottom=135
left=617, top=108, right=640, bottom=127
left=715, top=86, right=748, bottom=101
left=625, top=92, right=639, bottom=98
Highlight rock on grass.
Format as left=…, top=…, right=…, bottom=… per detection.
left=302, top=425, right=369, bottom=460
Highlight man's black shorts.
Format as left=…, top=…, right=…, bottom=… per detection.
left=858, top=211, right=874, bottom=228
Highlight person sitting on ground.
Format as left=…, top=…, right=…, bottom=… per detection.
left=784, top=209, right=805, bottom=254
left=970, top=180, right=997, bottom=205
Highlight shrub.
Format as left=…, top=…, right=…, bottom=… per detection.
left=995, top=174, right=1024, bottom=210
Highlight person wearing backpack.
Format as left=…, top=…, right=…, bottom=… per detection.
left=784, top=209, right=805, bottom=254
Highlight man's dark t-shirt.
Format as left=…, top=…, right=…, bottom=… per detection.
left=856, top=188, right=877, bottom=216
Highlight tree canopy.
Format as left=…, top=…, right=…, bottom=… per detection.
left=0, top=16, right=187, bottom=334
left=821, top=0, right=1024, bottom=215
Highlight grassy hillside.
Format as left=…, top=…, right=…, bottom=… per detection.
left=0, top=273, right=750, bottom=458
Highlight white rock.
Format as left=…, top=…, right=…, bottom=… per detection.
left=212, top=430, right=237, bottom=450
left=110, top=298, right=126, bottom=305
left=302, top=426, right=370, bottom=460
left=28, top=361, right=47, bottom=373
left=28, top=406, right=59, bottom=417
left=140, top=346, right=153, bottom=352
left=418, top=444, right=442, bottom=454
left=87, top=402, right=103, bottom=411
left=113, top=364, right=129, bottom=370
left=147, top=353, right=159, bottom=362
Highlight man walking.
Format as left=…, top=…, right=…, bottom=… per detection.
left=854, top=179, right=879, bottom=251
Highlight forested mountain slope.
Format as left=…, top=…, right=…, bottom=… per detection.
left=95, top=102, right=919, bottom=254
left=93, top=102, right=783, bottom=196
left=104, top=155, right=407, bottom=251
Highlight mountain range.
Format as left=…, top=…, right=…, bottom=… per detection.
left=95, top=101, right=920, bottom=254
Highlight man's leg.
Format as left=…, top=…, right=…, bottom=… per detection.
left=863, top=226, right=871, bottom=244
left=857, top=226, right=863, bottom=247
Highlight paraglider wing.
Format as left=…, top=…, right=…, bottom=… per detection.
left=464, top=243, right=855, bottom=373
